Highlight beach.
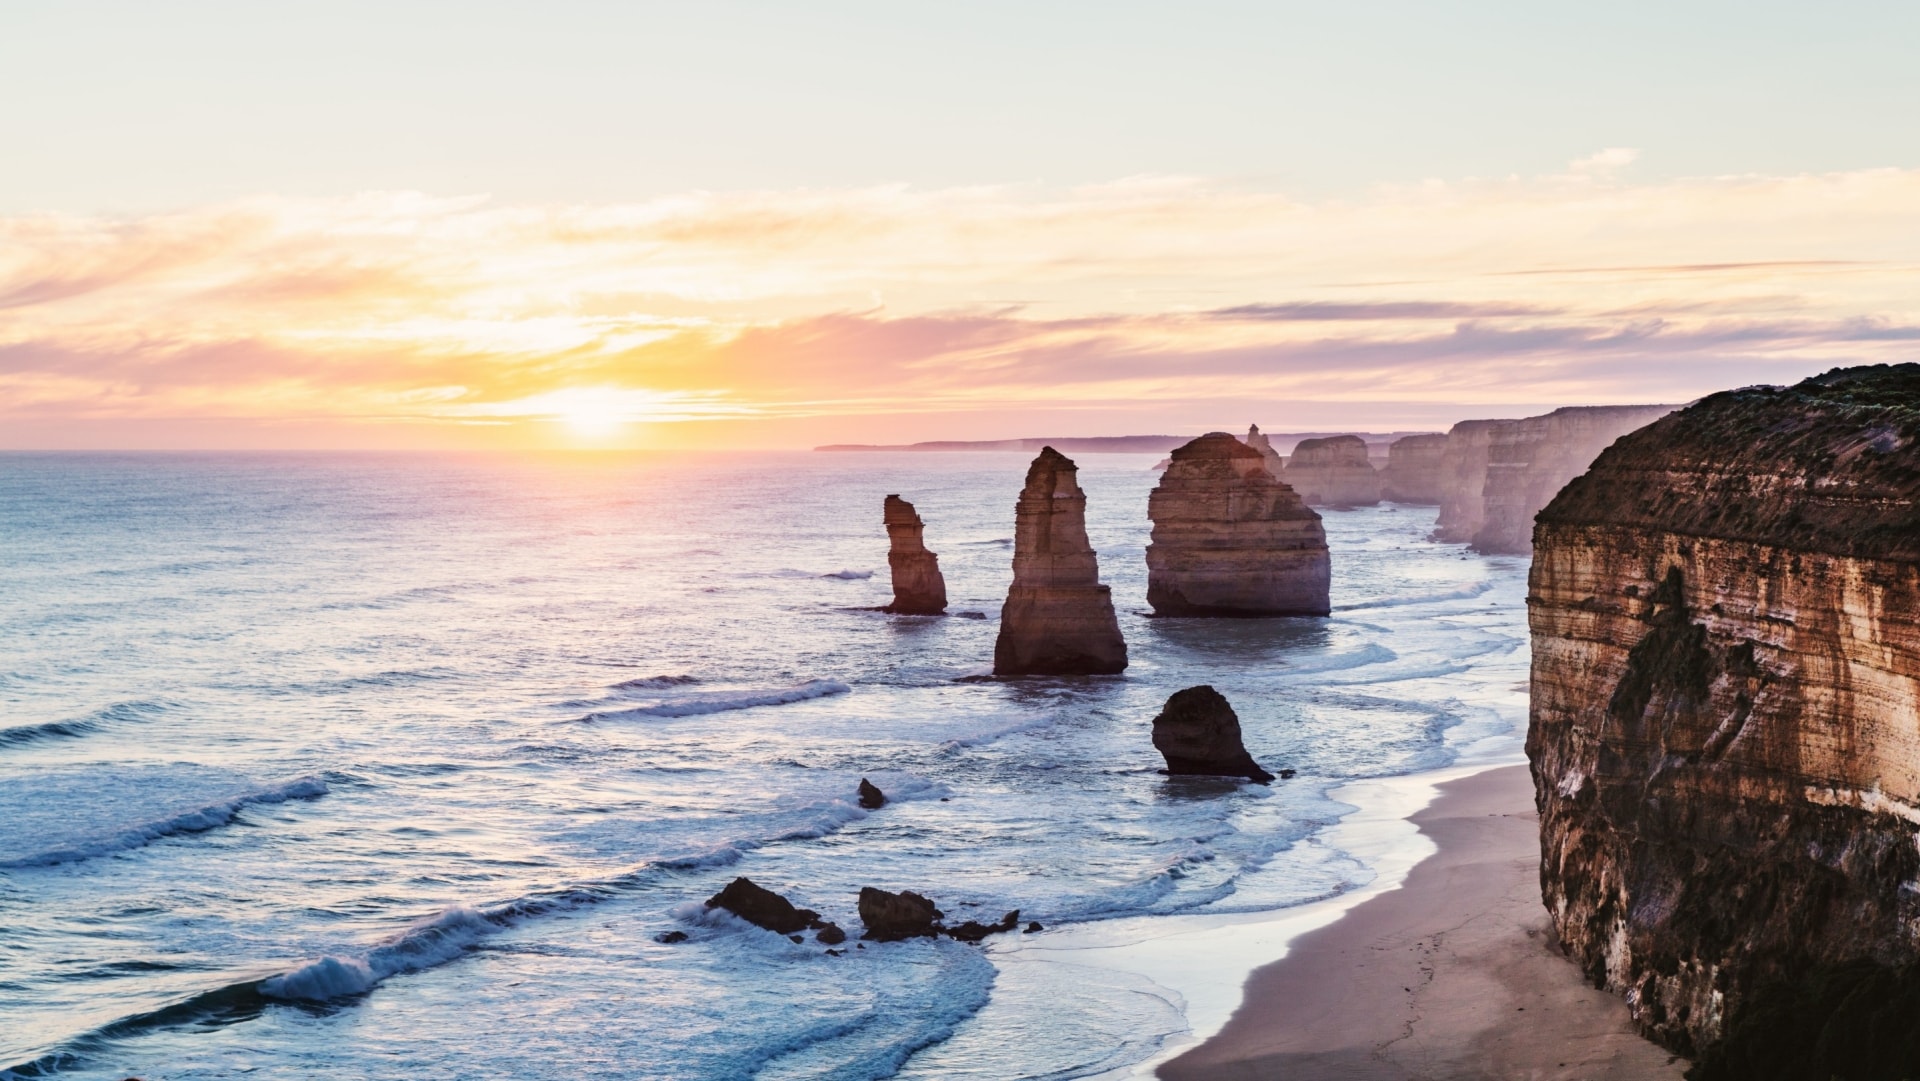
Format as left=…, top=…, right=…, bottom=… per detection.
left=1157, top=764, right=1687, bottom=1080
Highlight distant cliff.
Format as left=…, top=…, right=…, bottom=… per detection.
left=1527, top=365, right=1920, bottom=1074
left=1380, top=433, right=1448, bottom=504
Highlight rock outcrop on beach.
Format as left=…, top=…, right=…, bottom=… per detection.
left=1472, top=405, right=1677, bottom=554
left=1144, top=432, right=1330, bottom=617
left=992, top=448, right=1128, bottom=675
left=1526, top=364, right=1920, bottom=1073
left=1151, top=685, right=1276, bottom=783
left=706, top=877, right=820, bottom=935
left=858, top=886, right=944, bottom=941
left=881, top=495, right=947, bottom=614
left=1380, top=433, right=1448, bottom=504
left=1284, top=435, right=1381, bottom=507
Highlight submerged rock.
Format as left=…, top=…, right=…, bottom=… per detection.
left=881, top=495, right=948, bottom=614
left=1283, top=435, right=1381, bottom=507
left=858, top=886, right=944, bottom=941
left=945, top=910, right=1020, bottom=943
left=1150, top=685, right=1275, bottom=783
left=992, top=448, right=1128, bottom=675
left=705, top=877, right=819, bottom=935
left=1379, top=433, right=1448, bottom=504
left=1145, top=432, right=1330, bottom=617
left=857, top=777, right=886, bottom=809
left=814, top=922, right=847, bottom=945
left=1528, top=364, right=1920, bottom=1068
left=654, top=930, right=689, bottom=944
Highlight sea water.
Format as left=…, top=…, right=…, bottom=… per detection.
left=0, top=450, right=1528, bottom=1080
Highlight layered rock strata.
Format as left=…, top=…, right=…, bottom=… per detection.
left=881, top=495, right=947, bottom=614
left=1144, top=432, right=1330, bottom=617
left=992, top=448, right=1128, bottom=675
left=1284, top=434, right=1381, bottom=507
left=1380, top=433, right=1448, bottom=504
left=1526, top=364, right=1920, bottom=1068
left=1431, top=419, right=1505, bottom=542
left=1472, top=405, right=1677, bottom=554
left=1151, top=685, right=1275, bottom=783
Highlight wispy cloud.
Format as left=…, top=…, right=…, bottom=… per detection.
left=2, top=167, right=1918, bottom=445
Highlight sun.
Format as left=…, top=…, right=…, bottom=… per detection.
left=559, top=395, right=630, bottom=439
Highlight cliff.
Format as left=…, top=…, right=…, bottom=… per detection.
left=1284, top=434, right=1381, bottom=507
left=1472, top=405, right=1678, bottom=554
left=1432, top=419, right=1504, bottom=542
left=993, top=447, right=1128, bottom=675
left=881, top=495, right=947, bottom=614
left=1380, top=433, right=1448, bottom=504
left=1145, top=432, right=1329, bottom=616
left=1526, top=364, right=1920, bottom=1073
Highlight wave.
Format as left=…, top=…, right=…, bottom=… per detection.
left=1334, top=580, right=1494, bottom=611
left=583, top=680, right=850, bottom=721
left=0, top=699, right=171, bottom=751
left=820, top=569, right=873, bottom=580
left=261, top=906, right=494, bottom=1000
left=1, top=776, right=331, bottom=869
left=609, top=674, right=702, bottom=690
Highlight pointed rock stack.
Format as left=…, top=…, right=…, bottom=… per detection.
left=1243, top=423, right=1287, bottom=475
left=881, top=495, right=947, bottom=614
left=992, top=447, right=1128, bottom=675
left=1145, top=432, right=1330, bottom=616
left=1284, top=434, right=1381, bottom=507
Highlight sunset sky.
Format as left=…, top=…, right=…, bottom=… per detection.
left=5, top=1, right=1918, bottom=449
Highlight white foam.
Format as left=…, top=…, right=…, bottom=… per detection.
left=1333, top=580, right=1494, bottom=611
left=262, top=905, right=496, bottom=1002
left=586, top=680, right=851, bottom=721
left=819, top=569, right=874, bottom=580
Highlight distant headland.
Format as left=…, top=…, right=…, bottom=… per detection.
left=815, top=432, right=1435, bottom=455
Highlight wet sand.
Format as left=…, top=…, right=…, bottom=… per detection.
left=1156, top=764, right=1688, bottom=1080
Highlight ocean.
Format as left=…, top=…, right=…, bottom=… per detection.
left=0, top=450, right=1529, bottom=1080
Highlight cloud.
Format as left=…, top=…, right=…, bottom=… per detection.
left=1569, top=147, right=1641, bottom=173
left=3, top=166, right=1919, bottom=444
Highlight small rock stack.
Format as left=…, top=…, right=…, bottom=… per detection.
left=1284, top=435, right=1381, bottom=507
left=881, top=495, right=947, bottom=614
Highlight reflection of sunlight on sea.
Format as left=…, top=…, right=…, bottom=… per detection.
left=0, top=451, right=1526, bottom=1080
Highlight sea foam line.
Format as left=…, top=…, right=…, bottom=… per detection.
left=0, top=776, right=331, bottom=869
left=583, top=679, right=850, bottom=721
left=0, top=699, right=172, bottom=751
left=1333, top=580, right=1494, bottom=611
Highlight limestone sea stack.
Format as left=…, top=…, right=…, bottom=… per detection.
left=881, top=495, right=947, bottom=614
left=1471, top=404, right=1677, bottom=554
left=1283, top=434, right=1381, bottom=507
left=1243, top=423, right=1287, bottom=475
left=1379, top=433, right=1447, bottom=504
left=1527, top=364, right=1920, bottom=1073
left=1144, top=432, right=1330, bottom=616
left=992, top=448, right=1128, bottom=675
left=1150, top=685, right=1275, bottom=783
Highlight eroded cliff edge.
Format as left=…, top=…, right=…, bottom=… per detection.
left=1527, top=364, right=1920, bottom=1072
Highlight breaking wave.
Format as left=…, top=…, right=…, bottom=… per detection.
left=583, top=680, right=851, bottom=721
left=1, top=776, right=331, bottom=869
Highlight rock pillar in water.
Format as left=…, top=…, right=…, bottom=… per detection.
left=1379, top=433, right=1448, bottom=504
left=1283, top=434, right=1381, bottom=507
left=1528, top=364, right=1920, bottom=1068
left=881, top=495, right=947, bottom=614
left=1244, top=423, right=1287, bottom=475
left=992, top=447, right=1128, bottom=675
left=1145, top=432, right=1330, bottom=616
left=1150, top=685, right=1274, bottom=782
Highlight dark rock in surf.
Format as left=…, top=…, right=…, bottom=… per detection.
left=858, top=886, right=944, bottom=941
left=1026, top=921, right=1044, bottom=933
left=815, top=922, right=847, bottom=945
left=654, top=930, right=689, bottom=944
left=858, top=777, right=886, bottom=809
left=1150, top=686, right=1276, bottom=783
left=705, top=877, right=819, bottom=935
left=946, top=910, right=1021, bottom=943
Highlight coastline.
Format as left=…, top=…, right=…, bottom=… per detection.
left=1154, top=763, right=1686, bottom=1079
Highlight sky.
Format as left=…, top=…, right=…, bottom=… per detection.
left=3, top=0, right=1918, bottom=449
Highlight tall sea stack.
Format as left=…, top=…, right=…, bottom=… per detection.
left=993, top=447, right=1128, bottom=675
left=881, top=495, right=947, bottom=614
left=1527, top=364, right=1920, bottom=1072
left=1284, top=434, right=1381, bottom=507
left=1244, top=423, right=1287, bottom=475
left=1145, top=432, right=1329, bottom=616
left=1379, top=433, right=1447, bottom=504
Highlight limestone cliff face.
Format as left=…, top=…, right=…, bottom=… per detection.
left=1145, top=432, right=1329, bottom=616
left=1432, top=419, right=1503, bottom=542
left=1380, top=433, right=1448, bottom=504
left=993, top=447, right=1128, bottom=675
left=1284, top=434, right=1381, bottom=507
left=1527, top=364, right=1920, bottom=1064
left=882, top=495, right=947, bottom=614
left=1473, top=405, right=1677, bottom=554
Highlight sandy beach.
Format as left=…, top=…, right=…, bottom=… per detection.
left=1157, top=764, right=1687, bottom=1080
